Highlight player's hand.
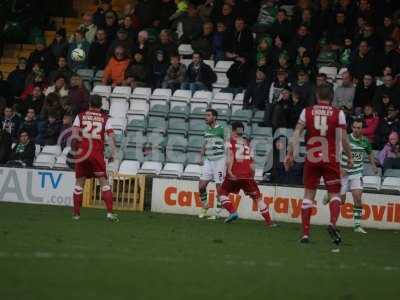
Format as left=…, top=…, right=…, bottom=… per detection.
left=284, top=154, right=294, bottom=171
left=347, top=158, right=353, bottom=170
left=228, top=170, right=237, bottom=180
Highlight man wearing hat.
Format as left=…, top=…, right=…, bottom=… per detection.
left=108, top=27, right=135, bottom=58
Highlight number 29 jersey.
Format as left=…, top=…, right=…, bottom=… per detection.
left=73, top=109, right=113, bottom=154
left=227, top=137, right=254, bottom=179
left=299, top=104, right=346, bottom=164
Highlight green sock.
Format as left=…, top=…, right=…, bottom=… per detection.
left=354, top=207, right=362, bottom=228
left=200, top=190, right=207, bottom=208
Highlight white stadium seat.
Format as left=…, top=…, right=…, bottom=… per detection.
left=214, top=60, right=234, bottom=73
left=192, top=90, right=212, bottom=103
left=254, top=168, right=264, bottom=181
left=319, top=66, right=338, bottom=79
left=178, top=44, right=194, bottom=56
left=131, top=87, right=152, bottom=99
left=213, top=72, right=229, bottom=89
left=35, top=144, right=42, bottom=156
left=381, top=177, right=400, bottom=192
left=362, top=176, right=381, bottom=190
left=138, top=161, right=163, bottom=175
left=41, top=145, right=62, bottom=156
left=119, top=160, right=141, bottom=176
left=233, top=93, right=244, bottom=105
left=170, top=89, right=192, bottom=102
left=34, top=154, right=56, bottom=168
left=181, top=59, right=191, bottom=68
left=129, top=98, right=149, bottom=118
left=109, top=101, right=129, bottom=118
left=102, top=97, right=110, bottom=111
left=213, top=92, right=233, bottom=105
left=203, top=60, right=215, bottom=69
left=92, top=85, right=112, bottom=97
left=54, top=155, right=68, bottom=168
left=110, top=118, right=127, bottom=131
left=182, top=164, right=202, bottom=178
left=150, top=88, right=172, bottom=100
left=160, top=163, right=184, bottom=177
left=112, top=86, right=132, bottom=98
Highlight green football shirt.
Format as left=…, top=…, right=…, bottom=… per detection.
left=341, top=134, right=372, bottom=178
left=204, top=124, right=225, bottom=161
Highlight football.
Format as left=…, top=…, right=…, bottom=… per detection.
left=71, top=48, right=86, bottom=62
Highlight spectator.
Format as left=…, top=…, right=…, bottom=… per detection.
left=270, top=35, right=288, bottom=68
left=150, top=50, right=169, bottom=89
left=40, top=93, right=62, bottom=121
left=296, top=51, right=317, bottom=81
left=17, top=85, right=44, bottom=116
left=243, top=69, right=269, bottom=110
left=59, top=113, right=73, bottom=149
left=328, top=11, right=351, bottom=49
left=271, top=87, right=293, bottom=129
left=69, top=75, right=89, bottom=115
left=27, top=39, right=55, bottom=76
left=375, top=104, right=400, bottom=149
left=378, top=15, right=396, bottom=41
left=25, top=62, right=46, bottom=88
left=181, top=52, right=217, bottom=93
left=120, top=15, right=139, bottom=40
left=349, top=40, right=376, bottom=80
left=375, top=94, right=393, bottom=119
left=176, top=3, right=203, bottom=43
left=315, top=0, right=334, bottom=40
left=132, top=31, right=150, bottom=62
left=135, top=0, right=158, bottom=29
left=93, top=0, right=118, bottom=28
left=102, top=46, right=130, bottom=86
left=269, top=68, right=290, bottom=104
left=162, top=54, right=186, bottom=91
left=292, top=70, right=315, bottom=106
left=253, top=0, right=278, bottom=34
left=192, top=21, right=214, bottom=59
left=45, top=75, right=69, bottom=98
left=377, top=39, right=400, bottom=76
left=77, top=12, right=97, bottom=44
left=270, top=9, right=292, bottom=43
left=212, top=21, right=228, bottom=61
left=149, top=30, right=178, bottom=63
left=1, top=106, right=21, bottom=141
left=41, top=112, right=62, bottom=146
left=49, top=56, right=73, bottom=84
left=49, top=28, right=68, bottom=59
left=7, top=58, right=28, bottom=100
left=256, top=37, right=273, bottom=70
left=373, top=74, right=400, bottom=108
left=212, top=3, right=235, bottom=29
left=0, top=127, right=12, bottom=164
left=332, top=71, right=355, bottom=114
left=338, top=37, right=354, bottom=68
left=361, top=103, right=379, bottom=145
left=226, top=56, right=252, bottom=93
left=289, top=25, right=315, bottom=60
left=108, top=28, right=135, bottom=58
left=103, top=11, right=119, bottom=42
left=19, top=108, right=39, bottom=141
left=224, top=17, right=254, bottom=61
left=289, top=90, right=306, bottom=128
left=88, top=29, right=109, bottom=71
left=6, top=129, right=35, bottom=167
left=124, top=52, right=150, bottom=88
left=155, top=0, right=176, bottom=29
left=378, top=132, right=400, bottom=170
left=316, top=73, right=332, bottom=88
left=353, top=73, right=376, bottom=113
left=0, top=71, right=11, bottom=106
left=67, top=29, right=90, bottom=71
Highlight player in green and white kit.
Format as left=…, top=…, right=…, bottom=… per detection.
left=341, top=118, right=378, bottom=233
left=198, top=109, right=226, bottom=219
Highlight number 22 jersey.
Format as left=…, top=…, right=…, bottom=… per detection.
left=227, top=137, right=254, bottom=179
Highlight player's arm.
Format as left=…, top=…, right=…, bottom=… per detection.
left=71, top=115, right=81, bottom=153
left=199, top=141, right=206, bottom=165
left=226, top=144, right=236, bottom=179
left=285, top=122, right=305, bottom=170
left=368, top=152, right=379, bottom=174
left=341, top=128, right=353, bottom=169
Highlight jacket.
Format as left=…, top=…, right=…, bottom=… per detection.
left=103, top=57, right=130, bottom=85
left=184, top=62, right=217, bottom=90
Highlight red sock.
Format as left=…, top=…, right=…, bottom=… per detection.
left=301, top=207, right=312, bottom=236
left=73, top=186, right=83, bottom=216
left=102, top=186, right=113, bottom=214
left=329, top=198, right=341, bottom=226
left=221, top=198, right=236, bottom=214
left=258, top=200, right=272, bottom=225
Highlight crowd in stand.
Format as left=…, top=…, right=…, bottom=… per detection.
left=0, top=0, right=400, bottom=175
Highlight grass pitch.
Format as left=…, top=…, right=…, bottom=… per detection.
left=0, top=202, right=399, bottom=300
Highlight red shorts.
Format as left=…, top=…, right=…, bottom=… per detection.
left=220, top=178, right=261, bottom=200
left=75, top=152, right=107, bottom=179
left=303, top=161, right=341, bottom=193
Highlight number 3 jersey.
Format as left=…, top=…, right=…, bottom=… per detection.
left=73, top=109, right=113, bottom=153
left=227, top=137, right=254, bottom=179
left=299, top=104, right=346, bottom=164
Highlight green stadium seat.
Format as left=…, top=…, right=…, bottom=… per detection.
left=189, top=106, right=207, bottom=119
left=188, top=119, right=207, bottom=135
left=187, top=151, right=201, bottom=164
left=147, top=116, right=167, bottom=134
left=124, top=147, right=144, bottom=162
left=166, top=150, right=187, bottom=163
left=253, top=110, right=265, bottom=123
left=169, top=104, right=189, bottom=119
left=167, top=118, right=188, bottom=135
left=230, top=109, right=252, bottom=123
left=143, top=148, right=165, bottom=162
left=126, top=119, right=146, bottom=132
left=166, top=134, right=188, bottom=151
left=125, top=132, right=146, bottom=148
left=215, top=108, right=231, bottom=122
left=187, top=135, right=204, bottom=152
left=252, top=124, right=273, bottom=138
left=146, top=133, right=166, bottom=149
left=149, top=103, right=169, bottom=118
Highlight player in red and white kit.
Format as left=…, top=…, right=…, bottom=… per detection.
left=285, top=84, right=353, bottom=244
left=220, top=122, right=276, bottom=227
left=71, top=95, right=118, bottom=221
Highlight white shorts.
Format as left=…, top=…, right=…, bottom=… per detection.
left=340, top=175, right=363, bottom=195
left=200, top=158, right=226, bottom=184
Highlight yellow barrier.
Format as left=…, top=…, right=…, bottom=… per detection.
left=83, top=175, right=146, bottom=211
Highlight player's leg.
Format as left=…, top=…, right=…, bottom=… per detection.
left=219, top=179, right=239, bottom=223
left=72, top=177, right=86, bottom=219
left=199, top=159, right=212, bottom=218
left=246, top=180, right=276, bottom=227
left=208, top=157, right=226, bottom=220
left=98, top=176, right=118, bottom=222
left=350, top=178, right=366, bottom=233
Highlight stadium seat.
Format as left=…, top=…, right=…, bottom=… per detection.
left=274, top=128, right=293, bottom=139
left=150, top=88, right=172, bottom=101
left=111, top=86, right=132, bottom=98
left=280, top=5, right=294, bottom=16
left=34, top=154, right=56, bottom=168
left=138, top=161, right=163, bottom=175
left=125, top=132, right=146, bottom=147
left=41, top=145, right=62, bottom=156
left=187, top=135, right=204, bottom=152
left=170, top=89, right=192, bottom=102
left=160, top=163, right=184, bottom=177
left=214, top=60, right=234, bottom=73
left=181, top=59, right=191, bottom=68
left=384, top=169, right=400, bottom=178
left=166, top=134, right=188, bottom=151
left=119, top=160, right=141, bottom=175
left=54, top=155, right=68, bottom=169
left=92, top=85, right=112, bottom=97
left=143, top=147, right=165, bottom=162
left=94, top=70, right=104, bottom=82
left=77, top=69, right=94, bottom=80
left=362, top=176, right=381, bottom=190
left=230, top=107, right=253, bottom=123
left=110, top=118, right=127, bottom=131
left=252, top=110, right=265, bottom=123
left=129, top=98, right=149, bottom=118
left=233, top=93, right=244, bottom=105
left=337, top=67, right=348, bottom=79
left=165, top=149, right=187, bottom=164
left=169, top=102, right=189, bottom=119
left=124, top=147, right=144, bottom=162
left=213, top=107, right=231, bottom=122
left=189, top=119, right=207, bottom=135
left=147, top=116, right=167, bottom=134
left=192, top=90, right=212, bottom=103
left=178, top=44, right=194, bottom=56
left=109, top=100, right=129, bottom=118
left=131, top=87, right=152, bottom=99
left=146, top=133, right=166, bottom=149
left=213, top=92, right=233, bottom=105
left=252, top=124, right=273, bottom=138
left=35, top=144, right=42, bottom=156
left=167, top=118, right=188, bottom=135
left=381, top=177, right=400, bottom=192
left=189, top=105, right=208, bottom=119
left=102, top=97, right=110, bottom=111
left=254, top=168, right=264, bottom=181
left=363, top=163, right=382, bottom=176
left=213, top=72, right=229, bottom=89
left=203, top=60, right=215, bottom=70
left=182, top=164, right=202, bottom=178
left=107, top=159, right=121, bottom=173
left=149, top=103, right=169, bottom=118
left=126, top=119, right=146, bottom=132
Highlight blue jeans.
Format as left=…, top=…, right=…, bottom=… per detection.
left=181, top=82, right=207, bottom=94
